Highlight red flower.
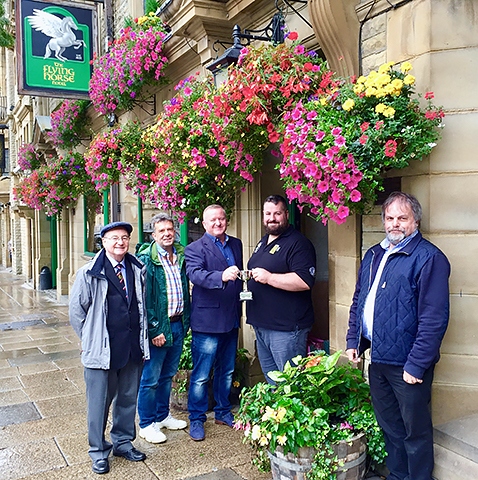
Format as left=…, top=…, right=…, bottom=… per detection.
left=384, top=139, right=397, bottom=158
left=288, top=32, right=298, bottom=41
left=268, top=131, right=281, bottom=143
left=424, top=91, right=434, bottom=100
left=360, top=122, right=370, bottom=133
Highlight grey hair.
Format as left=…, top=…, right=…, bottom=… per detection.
left=150, top=212, right=174, bottom=229
left=381, top=192, right=422, bottom=223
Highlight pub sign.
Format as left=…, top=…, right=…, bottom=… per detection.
left=16, top=0, right=97, bottom=99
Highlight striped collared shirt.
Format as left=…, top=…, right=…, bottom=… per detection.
left=156, top=243, right=183, bottom=317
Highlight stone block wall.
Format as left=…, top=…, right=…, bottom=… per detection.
left=357, top=0, right=478, bottom=425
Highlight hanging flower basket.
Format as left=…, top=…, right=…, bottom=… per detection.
left=278, top=61, right=444, bottom=224
left=14, top=151, right=101, bottom=217
left=145, top=74, right=265, bottom=221
left=48, top=99, right=92, bottom=149
left=89, top=13, right=169, bottom=115
left=17, top=143, right=42, bottom=171
left=84, top=128, right=123, bottom=191
left=85, top=34, right=444, bottom=225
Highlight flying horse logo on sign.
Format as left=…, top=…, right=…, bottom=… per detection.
left=26, top=9, right=86, bottom=62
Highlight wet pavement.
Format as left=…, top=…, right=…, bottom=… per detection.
left=0, top=267, right=384, bottom=480
left=0, top=268, right=270, bottom=480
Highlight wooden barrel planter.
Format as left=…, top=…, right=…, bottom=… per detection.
left=268, top=433, right=367, bottom=480
left=333, top=433, right=367, bottom=480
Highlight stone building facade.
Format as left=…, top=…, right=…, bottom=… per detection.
left=0, top=0, right=477, bottom=475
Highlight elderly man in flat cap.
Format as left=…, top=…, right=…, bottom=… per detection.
left=70, top=222, right=150, bottom=475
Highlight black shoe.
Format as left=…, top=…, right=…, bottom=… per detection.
left=113, top=447, right=146, bottom=462
left=92, top=458, right=110, bottom=474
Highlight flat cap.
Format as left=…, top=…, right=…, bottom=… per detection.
left=100, top=222, right=133, bottom=237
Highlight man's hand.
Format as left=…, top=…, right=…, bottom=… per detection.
left=222, top=265, right=240, bottom=283
left=151, top=333, right=166, bottom=347
left=251, top=267, right=271, bottom=285
left=403, top=370, right=423, bottom=384
left=346, top=348, right=360, bottom=363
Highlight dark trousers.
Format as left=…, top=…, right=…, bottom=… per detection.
left=369, top=363, right=435, bottom=480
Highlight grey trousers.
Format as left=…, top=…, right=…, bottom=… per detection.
left=84, top=360, right=143, bottom=460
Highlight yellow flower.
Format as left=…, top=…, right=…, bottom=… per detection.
left=251, top=425, right=261, bottom=440
left=378, top=62, right=394, bottom=74
left=356, top=75, right=367, bottom=84
left=404, top=74, right=415, bottom=85
left=262, top=406, right=275, bottom=422
left=382, top=106, right=395, bottom=118
left=342, top=98, right=355, bottom=111
left=401, top=61, right=413, bottom=73
left=391, top=78, right=403, bottom=92
left=375, top=103, right=386, bottom=114
left=275, top=407, right=287, bottom=422
left=319, top=97, right=328, bottom=106
left=365, top=86, right=377, bottom=97
left=277, top=434, right=287, bottom=446
left=353, top=83, right=364, bottom=95
left=376, top=73, right=391, bottom=87
left=374, top=88, right=387, bottom=98
left=259, top=435, right=270, bottom=446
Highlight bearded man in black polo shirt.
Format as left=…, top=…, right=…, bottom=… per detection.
left=247, top=195, right=316, bottom=383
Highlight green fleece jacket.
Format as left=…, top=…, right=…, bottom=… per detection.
left=137, top=241, right=190, bottom=345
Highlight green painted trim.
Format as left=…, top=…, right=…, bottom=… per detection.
left=180, top=221, right=188, bottom=246
left=50, top=215, right=57, bottom=288
left=288, top=201, right=296, bottom=226
left=103, top=190, right=110, bottom=225
left=137, top=195, right=144, bottom=244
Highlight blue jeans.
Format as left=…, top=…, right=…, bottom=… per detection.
left=137, top=321, right=184, bottom=428
left=188, top=329, right=238, bottom=423
left=254, top=325, right=310, bottom=383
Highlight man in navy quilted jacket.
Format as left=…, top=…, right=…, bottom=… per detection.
left=346, top=191, right=450, bottom=480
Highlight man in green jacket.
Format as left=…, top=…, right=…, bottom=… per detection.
left=137, top=212, right=191, bottom=443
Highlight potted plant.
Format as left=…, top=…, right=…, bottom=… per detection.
left=235, top=351, right=386, bottom=480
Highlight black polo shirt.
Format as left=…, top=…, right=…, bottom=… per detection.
left=246, top=226, right=316, bottom=331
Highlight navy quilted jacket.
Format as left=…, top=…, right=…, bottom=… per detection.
left=346, top=231, right=450, bottom=379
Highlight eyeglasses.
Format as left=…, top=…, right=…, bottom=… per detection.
left=104, top=235, right=130, bottom=243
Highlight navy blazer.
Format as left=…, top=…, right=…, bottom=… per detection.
left=185, top=234, right=243, bottom=333
left=104, top=256, right=142, bottom=369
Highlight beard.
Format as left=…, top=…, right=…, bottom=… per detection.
left=265, top=221, right=289, bottom=236
left=386, top=229, right=406, bottom=245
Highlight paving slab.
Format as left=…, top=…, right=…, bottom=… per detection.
left=185, top=470, right=245, bottom=479
left=0, top=402, right=41, bottom=426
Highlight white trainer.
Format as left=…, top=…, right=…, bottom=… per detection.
left=156, top=413, right=187, bottom=430
left=139, top=423, right=167, bottom=443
